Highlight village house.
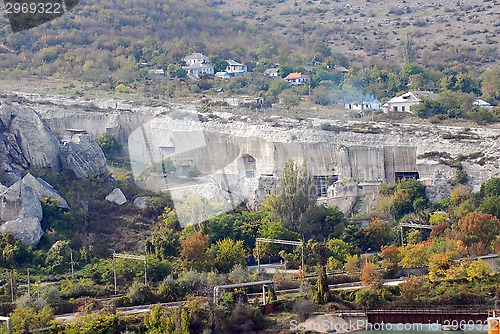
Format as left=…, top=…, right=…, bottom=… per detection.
left=147, top=69, right=165, bottom=80
left=383, top=91, right=438, bottom=113
left=184, top=63, right=214, bottom=79
left=284, top=72, right=309, bottom=86
left=264, top=68, right=280, bottom=77
left=226, top=60, right=247, bottom=75
left=344, top=101, right=382, bottom=111
left=215, top=71, right=231, bottom=79
left=182, top=52, right=209, bottom=66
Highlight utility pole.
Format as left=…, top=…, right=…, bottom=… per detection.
left=70, top=249, right=74, bottom=279
left=27, top=269, right=31, bottom=298
left=10, top=270, right=15, bottom=303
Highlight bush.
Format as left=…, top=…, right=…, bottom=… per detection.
left=126, top=282, right=157, bottom=306
left=292, top=299, right=317, bottom=321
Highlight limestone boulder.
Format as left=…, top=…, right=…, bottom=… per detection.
left=133, top=196, right=150, bottom=210
left=106, top=188, right=127, bottom=205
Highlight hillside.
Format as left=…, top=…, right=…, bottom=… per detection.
left=0, top=0, right=498, bottom=81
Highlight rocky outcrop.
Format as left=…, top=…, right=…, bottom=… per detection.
left=60, top=134, right=107, bottom=178
left=0, top=101, right=107, bottom=245
left=0, top=103, right=61, bottom=186
left=0, top=102, right=107, bottom=184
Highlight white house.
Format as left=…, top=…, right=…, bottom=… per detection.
left=345, top=101, right=382, bottom=111
left=473, top=99, right=495, bottom=110
left=226, top=60, right=247, bottom=75
left=184, top=63, right=214, bottom=79
left=383, top=91, right=438, bottom=113
left=264, top=68, right=280, bottom=77
left=284, top=72, right=309, bottom=86
left=215, top=71, right=231, bottom=79
left=182, top=52, right=209, bottom=66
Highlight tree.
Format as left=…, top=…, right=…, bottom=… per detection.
left=325, top=238, right=351, bottom=271
left=399, top=243, right=428, bottom=268
left=266, top=79, right=289, bottom=97
left=465, top=259, right=492, bottom=282
left=278, top=90, right=301, bottom=110
left=9, top=306, right=55, bottom=334
left=95, top=133, right=123, bottom=158
left=360, top=262, right=381, bottom=287
left=380, top=244, right=400, bottom=274
left=480, top=67, right=500, bottom=102
left=180, top=231, right=211, bottom=271
left=264, top=160, right=317, bottom=237
left=428, top=250, right=459, bottom=281
left=313, top=265, right=330, bottom=304
left=457, top=212, right=500, bottom=250
left=363, top=217, right=393, bottom=251
left=344, top=254, right=360, bottom=277
left=398, top=275, right=428, bottom=304
left=213, top=238, right=246, bottom=273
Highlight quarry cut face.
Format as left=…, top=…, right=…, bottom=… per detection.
left=126, top=112, right=499, bottom=224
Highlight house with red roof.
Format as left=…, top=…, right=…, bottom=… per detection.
left=284, top=72, right=309, bottom=86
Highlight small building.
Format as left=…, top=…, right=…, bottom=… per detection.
left=383, top=91, right=438, bottom=113
left=284, top=72, right=309, bottom=86
left=182, top=52, right=209, bottom=66
left=226, top=60, right=247, bottom=75
left=473, top=99, right=495, bottom=110
left=148, top=69, right=165, bottom=80
left=264, top=68, right=280, bottom=77
left=333, top=65, right=349, bottom=74
left=345, top=101, right=382, bottom=111
left=184, top=63, right=214, bottom=79
left=215, top=71, right=231, bottom=79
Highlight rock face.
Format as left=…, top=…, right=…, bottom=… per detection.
left=0, top=101, right=107, bottom=245
left=0, top=173, right=69, bottom=245
left=106, top=188, right=127, bottom=205
left=0, top=103, right=61, bottom=185
left=0, top=102, right=107, bottom=183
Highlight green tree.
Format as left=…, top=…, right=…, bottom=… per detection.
left=9, top=306, right=54, bottom=334
left=313, top=265, right=330, bottom=304
left=278, top=90, right=301, bottom=110
left=95, top=133, right=123, bottom=158
left=213, top=238, right=247, bottom=273
left=266, top=79, right=289, bottom=97
left=465, top=259, right=493, bottom=282
left=264, top=160, right=317, bottom=237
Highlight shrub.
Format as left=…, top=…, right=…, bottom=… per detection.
left=292, top=299, right=317, bottom=321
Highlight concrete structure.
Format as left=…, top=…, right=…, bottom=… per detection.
left=474, top=99, right=495, bottom=110
left=383, top=91, right=438, bottom=113
left=345, top=101, right=382, bottom=111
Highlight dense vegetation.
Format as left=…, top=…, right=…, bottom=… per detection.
left=0, top=158, right=498, bottom=332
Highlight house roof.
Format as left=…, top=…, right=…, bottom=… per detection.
left=334, top=65, right=349, bottom=73
left=227, top=59, right=245, bottom=66
left=264, top=68, right=279, bottom=74
left=285, top=72, right=308, bottom=80
left=183, top=52, right=209, bottom=61
left=184, top=63, right=214, bottom=70
left=473, top=99, right=492, bottom=107
left=386, top=91, right=437, bottom=104
left=148, top=69, right=165, bottom=75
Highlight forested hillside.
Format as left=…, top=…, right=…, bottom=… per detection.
left=0, top=0, right=498, bottom=82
